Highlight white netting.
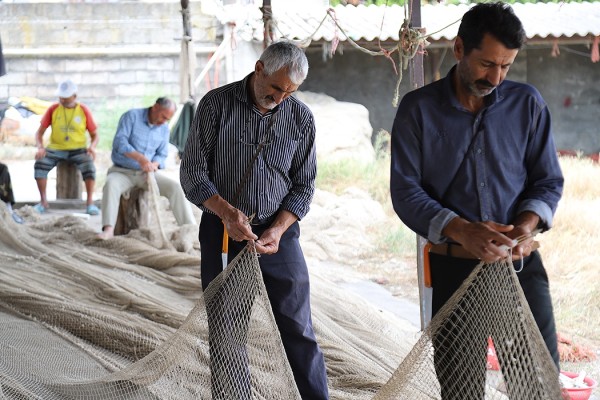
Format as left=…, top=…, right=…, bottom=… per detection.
left=0, top=202, right=566, bottom=399
left=375, top=258, right=564, bottom=400
left=0, top=203, right=412, bottom=399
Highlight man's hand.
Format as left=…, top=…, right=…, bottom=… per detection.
left=124, top=151, right=157, bottom=172
left=506, top=226, right=540, bottom=260
left=138, top=158, right=158, bottom=172
left=444, top=218, right=516, bottom=263
left=87, top=147, right=96, bottom=161
left=254, top=210, right=297, bottom=255
left=506, top=212, right=542, bottom=260
left=255, top=226, right=284, bottom=255
left=35, top=147, right=46, bottom=160
left=222, top=208, right=258, bottom=243
left=203, top=195, right=257, bottom=243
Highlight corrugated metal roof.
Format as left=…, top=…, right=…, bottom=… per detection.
left=237, top=2, right=600, bottom=43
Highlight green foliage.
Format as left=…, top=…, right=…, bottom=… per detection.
left=374, top=218, right=416, bottom=256
left=316, top=136, right=390, bottom=205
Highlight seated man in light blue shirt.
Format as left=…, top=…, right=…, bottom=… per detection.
left=98, top=97, right=196, bottom=239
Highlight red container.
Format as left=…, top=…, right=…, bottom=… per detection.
left=560, top=371, right=597, bottom=400
left=486, top=337, right=500, bottom=371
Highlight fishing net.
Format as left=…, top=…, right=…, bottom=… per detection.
left=0, top=202, right=412, bottom=399
left=375, top=257, right=564, bottom=400
left=0, top=201, right=565, bottom=399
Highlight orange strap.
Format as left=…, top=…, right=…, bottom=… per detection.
left=222, top=223, right=229, bottom=254
left=423, top=242, right=432, bottom=288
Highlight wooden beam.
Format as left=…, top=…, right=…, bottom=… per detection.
left=260, top=0, right=273, bottom=48
left=407, top=0, right=431, bottom=332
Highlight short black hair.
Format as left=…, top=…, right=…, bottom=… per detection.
left=458, top=2, right=526, bottom=55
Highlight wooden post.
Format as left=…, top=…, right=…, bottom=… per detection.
left=260, top=0, right=273, bottom=48
left=180, top=0, right=195, bottom=103
left=406, top=0, right=431, bottom=331
left=114, top=188, right=151, bottom=236
left=56, top=162, right=82, bottom=199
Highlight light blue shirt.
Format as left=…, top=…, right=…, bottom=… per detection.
left=390, top=66, right=564, bottom=244
left=111, top=107, right=169, bottom=170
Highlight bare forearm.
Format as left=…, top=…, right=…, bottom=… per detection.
left=269, top=209, right=298, bottom=234
left=88, top=130, right=99, bottom=149
left=35, top=127, right=45, bottom=149
left=203, top=194, right=236, bottom=221
left=511, top=211, right=540, bottom=233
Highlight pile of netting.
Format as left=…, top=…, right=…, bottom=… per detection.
left=0, top=203, right=411, bottom=399
left=374, top=257, right=564, bottom=400
left=0, top=202, right=564, bottom=399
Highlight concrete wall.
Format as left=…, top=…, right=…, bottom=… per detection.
left=302, top=43, right=600, bottom=154
left=2, top=1, right=598, bottom=154
left=0, top=1, right=221, bottom=109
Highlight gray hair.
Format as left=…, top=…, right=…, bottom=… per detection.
left=259, top=41, right=309, bottom=85
left=155, top=97, right=176, bottom=110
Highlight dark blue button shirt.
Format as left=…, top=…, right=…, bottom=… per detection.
left=390, top=66, right=564, bottom=243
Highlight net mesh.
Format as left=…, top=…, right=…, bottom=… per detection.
left=0, top=202, right=565, bottom=399
left=0, top=203, right=413, bottom=399
left=374, top=258, right=564, bottom=400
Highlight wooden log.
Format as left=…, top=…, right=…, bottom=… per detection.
left=114, top=187, right=151, bottom=236
left=56, top=161, right=82, bottom=199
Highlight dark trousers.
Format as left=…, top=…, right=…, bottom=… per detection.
left=0, top=162, right=15, bottom=205
left=199, top=212, right=329, bottom=400
left=430, top=251, right=559, bottom=400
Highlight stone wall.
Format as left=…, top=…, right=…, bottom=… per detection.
left=302, top=43, right=600, bottom=154
left=2, top=1, right=598, bottom=154
left=0, top=0, right=221, bottom=108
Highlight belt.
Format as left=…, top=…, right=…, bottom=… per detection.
left=429, top=242, right=478, bottom=259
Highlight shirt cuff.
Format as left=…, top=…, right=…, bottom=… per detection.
left=429, top=209, right=459, bottom=244
left=517, top=199, right=554, bottom=231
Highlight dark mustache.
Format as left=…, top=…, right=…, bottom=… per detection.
left=475, top=80, right=494, bottom=88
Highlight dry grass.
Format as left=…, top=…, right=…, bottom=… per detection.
left=317, top=153, right=600, bottom=388
left=318, top=157, right=600, bottom=397
left=542, top=156, right=600, bottom=344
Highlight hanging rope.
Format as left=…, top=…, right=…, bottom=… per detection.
left=269, top=5, right=460, bottom=107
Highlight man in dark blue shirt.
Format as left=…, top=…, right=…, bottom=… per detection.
left=391, top=3, right=563, bottom=399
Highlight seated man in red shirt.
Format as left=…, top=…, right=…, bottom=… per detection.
left=33, top=79, right=99, bottom=215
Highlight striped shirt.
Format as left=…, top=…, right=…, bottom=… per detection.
left=180, top=73, right=317, bottom=223
left=111, top=107, right=170, bottom=170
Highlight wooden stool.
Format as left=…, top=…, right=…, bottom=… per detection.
left=114, top=187, right=151, bottom=235
left=56, top=161, right=82, bottom=199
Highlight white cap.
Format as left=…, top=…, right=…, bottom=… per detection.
left=56, top=79, right=77, bottom=98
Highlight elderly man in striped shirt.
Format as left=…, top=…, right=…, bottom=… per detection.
left=180, top=41, right=328, bottom=399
